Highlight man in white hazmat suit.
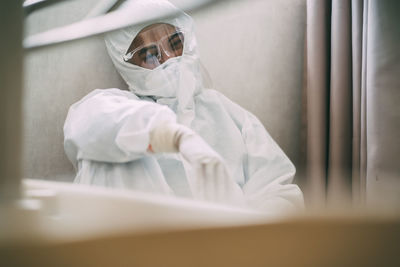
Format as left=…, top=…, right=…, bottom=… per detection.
left=63, top=0, right=304, bottom=212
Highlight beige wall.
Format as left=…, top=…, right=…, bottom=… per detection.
left=191, top=0, right=306, bottom=171
left=23, top=0, right=128, bottom=181
left=23, top=0, right=306, bottom=182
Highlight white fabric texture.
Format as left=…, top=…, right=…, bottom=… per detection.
left=64, top=0, right=304, bottom=212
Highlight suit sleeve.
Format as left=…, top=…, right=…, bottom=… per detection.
left=63, top=88, right=176, bottom=169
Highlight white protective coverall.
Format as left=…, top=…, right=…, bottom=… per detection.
left=64, top=0, right=304, bottom=212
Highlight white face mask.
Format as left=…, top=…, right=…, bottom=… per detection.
left=123, top=54, right=202, bottom=100
left=144, top=56, right=183, bottom=98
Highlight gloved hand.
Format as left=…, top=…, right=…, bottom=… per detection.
left=149, top=123, right=244, bottom=205
left=148, top=122, right=182, bottom=153
left=148, top=122, right=215, bottom=158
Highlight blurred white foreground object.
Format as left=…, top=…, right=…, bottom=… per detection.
left=0, top=178, right=280, bottom=244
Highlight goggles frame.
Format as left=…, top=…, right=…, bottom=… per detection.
left=123, top=30, right=185, bottom=66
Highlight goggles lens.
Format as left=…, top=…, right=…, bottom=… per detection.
left=123, top=31, right=185, bottom=69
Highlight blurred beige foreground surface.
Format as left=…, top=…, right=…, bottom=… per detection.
left=1, top=179, right=400, bottom=267
left=2, top=216, right=400, bottom=267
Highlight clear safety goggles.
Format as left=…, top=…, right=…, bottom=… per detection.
left=123, top=31, right=185, bottom=70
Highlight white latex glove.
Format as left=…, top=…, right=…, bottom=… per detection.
left=150, top=123, right=244, bottom=205
left=148, top=122, right=181, bottom=153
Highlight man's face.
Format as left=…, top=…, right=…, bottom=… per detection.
left=124, top=23, right=185, bottom=69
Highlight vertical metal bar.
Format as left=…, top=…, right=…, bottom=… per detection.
left=0, top=0, right=23, bottom=201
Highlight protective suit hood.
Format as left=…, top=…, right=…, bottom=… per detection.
left=104, top=0, right=204, bottom=101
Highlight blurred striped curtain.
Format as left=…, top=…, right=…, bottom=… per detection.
left=301, top=0, right=400, bottom=209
